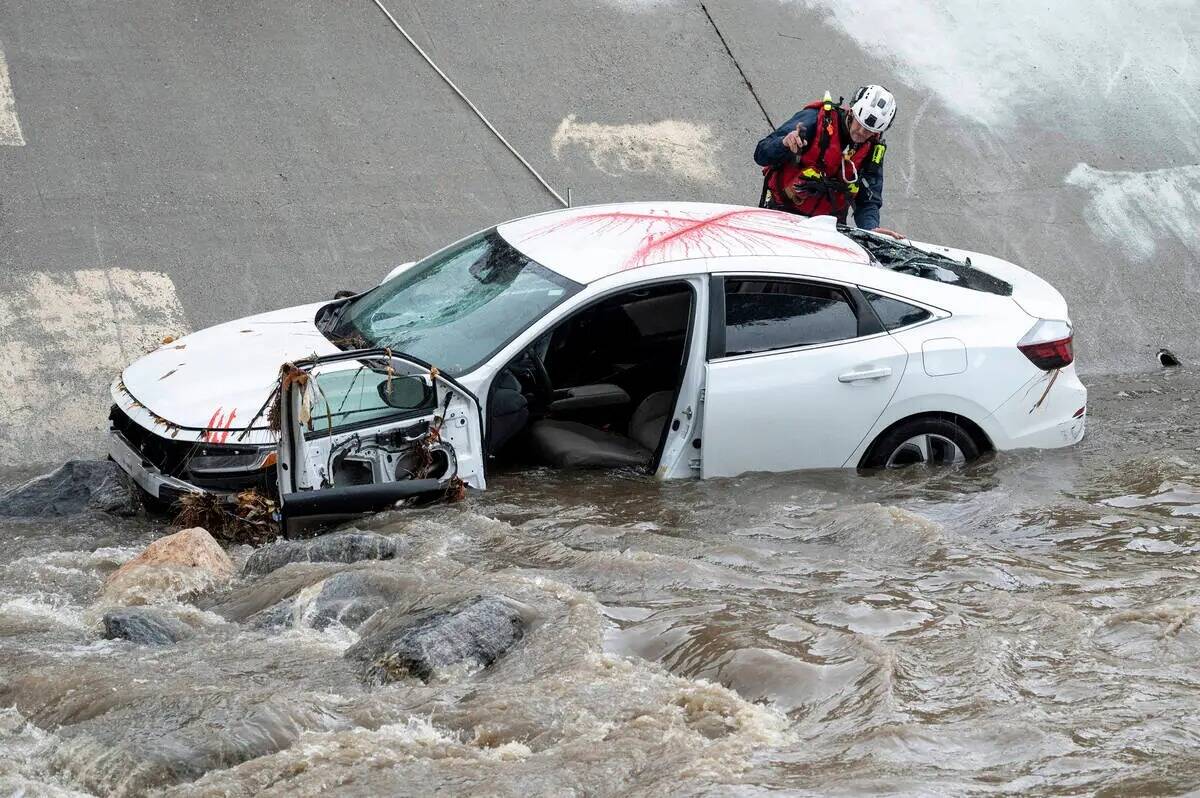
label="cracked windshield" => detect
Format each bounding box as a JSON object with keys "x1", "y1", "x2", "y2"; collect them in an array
[{"x1": 331, "y1": 231, "x2": 580, "y2": 375}]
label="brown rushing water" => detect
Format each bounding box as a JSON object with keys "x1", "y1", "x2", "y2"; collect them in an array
[{"x1": 3, "y1": 368, "x2": 1200, "y2": 796}]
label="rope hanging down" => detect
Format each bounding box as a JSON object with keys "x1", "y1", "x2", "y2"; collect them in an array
[{"x1": 370, "y1": 0, "x2": 568, "y2": 207}]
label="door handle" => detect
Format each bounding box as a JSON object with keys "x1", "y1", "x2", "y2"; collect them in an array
[{"x1": 838, "y1": 366, "x2": 892, "y2": 383}]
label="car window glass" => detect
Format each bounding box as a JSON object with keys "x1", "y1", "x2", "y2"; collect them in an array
[
  {"x1": 307, "y1": 366, "x2": 433, "y2": 434},
  {"x1": 544, "y1": 282, "x2": 693, "y2": 387},
  {"x1": 723, "y1": 279, "x2": 858, "y2": 356},
  {"x1": 863, "y1": 291, "x2": 931, "y2": 330}
]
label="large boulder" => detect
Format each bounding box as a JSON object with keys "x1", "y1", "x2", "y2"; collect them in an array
[
  {"x1": 102, "y1": 607, "x2": 195, "y2": 645},
  {"x1": 346, "y1": 595, "x2": 526, "y2": 683},
  {"x1": 0, "y1": 460, "x2": 139, "y2": 518},
  {"x1": 101, "y1": 527, "x2": 234, "y2": 606},
  {"x1": 243, "y1": 531, "x2": 403, "y2": 576}
]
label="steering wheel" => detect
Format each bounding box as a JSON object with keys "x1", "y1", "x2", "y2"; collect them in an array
[{"x1": 523, "y1": 345, "x2": 555, "y2": 408}]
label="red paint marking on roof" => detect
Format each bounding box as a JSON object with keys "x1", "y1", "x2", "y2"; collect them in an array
[{"x1": 521, "y1": 207, "x2": 865, "y2": 270}]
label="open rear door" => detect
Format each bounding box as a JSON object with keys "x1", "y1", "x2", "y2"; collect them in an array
[{"x1": 275, "y1": 350, "x2": 484, "y2": 534}]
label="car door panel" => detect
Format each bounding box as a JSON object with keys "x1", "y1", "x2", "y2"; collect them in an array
[
  {"x1": 700, "y1": 274, "x2": 908, "y2": 478},
  {"x1": 701, "y1": 336, "x2": 908, "y2": 477},
  {"x1": 276, "y1": 350, "x2": 483, "y2": 533}
]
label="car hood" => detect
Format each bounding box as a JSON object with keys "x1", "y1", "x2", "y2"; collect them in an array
[{"x1": 115, "y1": 301, "x2": 340, "y2": 438}]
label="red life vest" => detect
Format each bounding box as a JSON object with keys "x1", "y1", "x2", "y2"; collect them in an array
[{"x1": 763, "y1": 98, "x2": 881, "y2": 222}]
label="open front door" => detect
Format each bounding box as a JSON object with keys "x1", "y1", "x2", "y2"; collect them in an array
[{"x1": 275, "y1": 350, "x2": 484, "y2": 534}]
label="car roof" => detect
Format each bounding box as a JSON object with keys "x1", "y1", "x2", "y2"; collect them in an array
[{"x1": 497, "y1": 201, "x2": 870, "y2": 284}]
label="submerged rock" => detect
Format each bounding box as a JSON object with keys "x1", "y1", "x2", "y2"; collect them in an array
[
  {"x1": 207, "y1": 563, "x2": 339, "y2": 623},
  {"x1": 0, "y1": 460, "x2": 139, "y2": 518},
  {"x1": 346, "y1": 595, "x2": 526, "y2": 683},
  {"x1": 216, "y1": 567, "x2": 422, "y2": 631},
  {"x1": 101, "y1": 527, "x2": 234, "y2": 606},
  {"x1": 247, "y1": 599, "x2": 296, "y2": 630},
  {"x1": 102, "y1": 607, "x2": 194, "y2": 645},
  {"x1": 243, "y1": 531, "x2": 403, "y2": 576},
  {"x1": 244, "y1": 570, "x2": 414, "y2": 631},
  {"x1": 303, "y1": 570, "x2": 412, "y2": 631}
]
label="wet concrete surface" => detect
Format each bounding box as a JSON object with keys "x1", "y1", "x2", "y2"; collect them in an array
[{"x1": 3, "y1": 368, "x2": 1200, "y2": 795}]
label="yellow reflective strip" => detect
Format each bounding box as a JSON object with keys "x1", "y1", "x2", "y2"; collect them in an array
[
  {"x1": 848, "y1": 184, "x2": 860, "y2": 195},
  {"x1": 871, "y1": 143, "x2": 886, "y2": 164},
  {"x1": 801, "y1": 168, "x2": 821, "y2": 178}
]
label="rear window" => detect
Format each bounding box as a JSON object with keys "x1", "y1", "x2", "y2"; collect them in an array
[
  {"x1": 864, "y1": 291, "x2": 932, "y2": 330},
  {"x1": 724, "y1": 279, "x2": 858, "y2": 356}
]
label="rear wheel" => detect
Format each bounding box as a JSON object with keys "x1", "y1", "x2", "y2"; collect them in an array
[{"x1": 862, "y1": 417, "x2": 980, "y2": 470}]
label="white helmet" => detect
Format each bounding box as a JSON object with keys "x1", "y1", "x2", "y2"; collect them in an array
[{"x1": 850, "y1": 85, "x2": 897, "y2": 133}]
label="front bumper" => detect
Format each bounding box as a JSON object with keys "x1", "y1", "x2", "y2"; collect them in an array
[
  {"x1": 108, "y1": 430, "x2": 203, "y2": 503},
  {"x1": 108, "y1": 404, "x2": 277, "y2": 496}
]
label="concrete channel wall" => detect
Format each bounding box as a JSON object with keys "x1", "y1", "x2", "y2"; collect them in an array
[{"x1": 0, "y1": 1, "x2": 1196, "y2": 464}]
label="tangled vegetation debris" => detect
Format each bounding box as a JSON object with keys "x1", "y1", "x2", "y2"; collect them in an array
[
  {"x1": 253, "y1": 362, "x2": 310, "y2": 434},
  {"x1": 174, "y1": 489, "x2": 279, "y2": 547},
  {"x1": 115, "y1": 378, "x2": 184, "y2": 438}
]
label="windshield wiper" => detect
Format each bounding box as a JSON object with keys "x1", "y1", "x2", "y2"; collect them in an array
[{"x1": 319, "y1": 300, "x2": 373, "y2": 350}]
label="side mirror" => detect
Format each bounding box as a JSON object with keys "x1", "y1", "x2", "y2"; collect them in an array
[
  {"x1": 376, "y1": 375, "x2": 434, "y2": 410},
  {"x1": 381, "y1": 261, "x2": 416, "y2": 285}
]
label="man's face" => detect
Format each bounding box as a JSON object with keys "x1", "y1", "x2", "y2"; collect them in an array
[{"x1": 847, "y1": 116, "x2": 874, "y2": 144}]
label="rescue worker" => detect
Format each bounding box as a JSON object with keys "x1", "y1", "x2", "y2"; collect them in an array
[{"x1": 754, "y1": 85, "x2": 902, "y2": 238}]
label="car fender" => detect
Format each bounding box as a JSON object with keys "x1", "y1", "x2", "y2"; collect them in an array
[{"x1": 844, "y1": 392, "x2": 1010, "y2": 467}]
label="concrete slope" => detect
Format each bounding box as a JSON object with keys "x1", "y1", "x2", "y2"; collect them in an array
[
  {"x1": 0, "y1": 0, "x2": 1195, "y2": 463},
  {"x1": 706, "y1": 0, "x2": 1200, "y2": 376}
]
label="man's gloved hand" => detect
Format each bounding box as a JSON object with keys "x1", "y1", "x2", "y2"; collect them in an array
[
  {"x1": 783, "y1": 123, "x2": 807, "y2": 155},
  {"x1": 870, "y1": 227, "x2": 905, "y2": 240}
]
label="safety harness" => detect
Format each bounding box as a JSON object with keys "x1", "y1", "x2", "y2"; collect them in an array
[{"x1": 758, "y1": 91, "x2": 886, "y2": 221}]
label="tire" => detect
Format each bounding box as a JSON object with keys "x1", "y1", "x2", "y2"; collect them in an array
[{"x1": 861, "y1": 416, "x2": 981, "y2": 470}]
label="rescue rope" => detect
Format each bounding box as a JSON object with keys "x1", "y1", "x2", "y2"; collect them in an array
[
  {"x1": 369, "y1": 0, "x2": 569, "y2": 207},
  {"x1": 698, "y1": 1, "x2": 774, "y2": 130}
]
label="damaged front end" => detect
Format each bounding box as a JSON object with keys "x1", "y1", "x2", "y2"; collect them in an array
[
  {"x1": 110, "y1": 349, "x2": 483, "y2": 536},
  {"x1": 108, "y1": 380, "x2": 280, "y2": 506},
  {"x1": 272, "y1": 350, "x2": 484, "y2": 535}
]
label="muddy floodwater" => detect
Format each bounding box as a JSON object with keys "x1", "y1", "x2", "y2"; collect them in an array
[{"x1": 3, "y1": 369, "x2": 1200, "y2": 796}]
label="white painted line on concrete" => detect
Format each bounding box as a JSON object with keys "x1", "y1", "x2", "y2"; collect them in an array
[
  {"x1": 0, "y1": 46, "x2": 26, "y2": 146},
  {"x1": 0, "y1": 269, "x2": 189, "y2": 464},
  {"x1": 551, "y1": 115, "x2": 721, "y2": 184}
]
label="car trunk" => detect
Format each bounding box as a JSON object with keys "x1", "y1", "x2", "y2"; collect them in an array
[{"x1": 842, "y1": 227, "x2": 1070, "y2": 323}]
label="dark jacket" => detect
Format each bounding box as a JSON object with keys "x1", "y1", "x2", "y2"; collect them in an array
[{"x1": 754, "y1": 108, "x2": 884, "y2": 230}]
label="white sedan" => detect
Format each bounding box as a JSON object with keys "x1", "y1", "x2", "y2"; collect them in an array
[{"x1": 109, "y1": 202, "x2": 1086, "y2": 526}]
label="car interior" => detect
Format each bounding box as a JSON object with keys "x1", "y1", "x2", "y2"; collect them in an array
[{"x1": 487, "y1": 281, "x2": 694, "y2": 472}]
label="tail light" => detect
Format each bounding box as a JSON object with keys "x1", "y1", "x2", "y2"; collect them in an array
[{"x1": 1018, "y1": 319, "x2": 1074, "y2": 370}]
